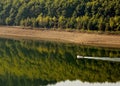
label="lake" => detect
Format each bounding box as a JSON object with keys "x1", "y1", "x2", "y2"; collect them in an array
[{"x1": 0, "y1": 38, "x2": 120, "y2": 86}]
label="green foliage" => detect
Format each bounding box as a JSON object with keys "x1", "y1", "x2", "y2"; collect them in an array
[{"x1": 0, "y1": 0, "x2": 120, "y2": 31}]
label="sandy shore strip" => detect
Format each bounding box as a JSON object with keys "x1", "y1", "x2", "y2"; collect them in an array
[{"x1": 0, "y1": 26, "x2": 120, "y2": 48}]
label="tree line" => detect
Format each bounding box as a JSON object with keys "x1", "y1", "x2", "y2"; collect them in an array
[{"x1": 0, "y1": 0, "x2": 120, "y2": 31}]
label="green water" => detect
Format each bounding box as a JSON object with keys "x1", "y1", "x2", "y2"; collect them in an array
[{"x1": 0, "y1": 38, "x2": 120, "y2": 86}]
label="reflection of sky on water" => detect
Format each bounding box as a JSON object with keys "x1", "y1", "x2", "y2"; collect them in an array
[{"x1": 48, "y1": 80, "x2": 120, "y2": 86}]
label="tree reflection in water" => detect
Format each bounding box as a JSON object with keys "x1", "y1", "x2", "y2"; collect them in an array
[{"x1": 0, "y1": 38, "x2": 120, "y2": 85}]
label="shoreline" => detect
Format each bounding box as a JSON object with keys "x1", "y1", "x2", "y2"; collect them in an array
[{"x1": 0, "y1": 26, "x2": 120, "y2": 48}]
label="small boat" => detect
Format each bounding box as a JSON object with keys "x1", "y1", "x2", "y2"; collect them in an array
[{"x1": 77, "y1": 55, "x2": 84, "y2": 59}]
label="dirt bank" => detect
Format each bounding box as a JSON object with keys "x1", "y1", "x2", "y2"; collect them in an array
[{"x1": 0, "y1": 26, "x2": 120, "y2": 48}]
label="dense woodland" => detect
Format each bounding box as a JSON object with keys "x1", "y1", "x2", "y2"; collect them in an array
[
  {"x1": 0, "y1": 38, "x2": 120, "y2": 85},
  {"x1": 0, "y1": 0, "x2": 120, "y2": 31}
]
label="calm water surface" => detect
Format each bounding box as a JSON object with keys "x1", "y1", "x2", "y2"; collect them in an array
[{"x1": 0, "y1": 38, "x2": 120, "y2": 86}]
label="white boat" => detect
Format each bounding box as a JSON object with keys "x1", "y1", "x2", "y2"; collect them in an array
[{"x1": 77, "y1": 55, "x2": 84, "y2": 59}]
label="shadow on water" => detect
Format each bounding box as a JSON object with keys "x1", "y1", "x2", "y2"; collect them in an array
[{"x1": 0, "y1": 38, "x2": 120, "y2": 86}]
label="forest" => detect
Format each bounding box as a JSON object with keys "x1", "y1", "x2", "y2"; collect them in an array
[{"x1": 0, "y1": 0, "x2": 120, "y2": 31}]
